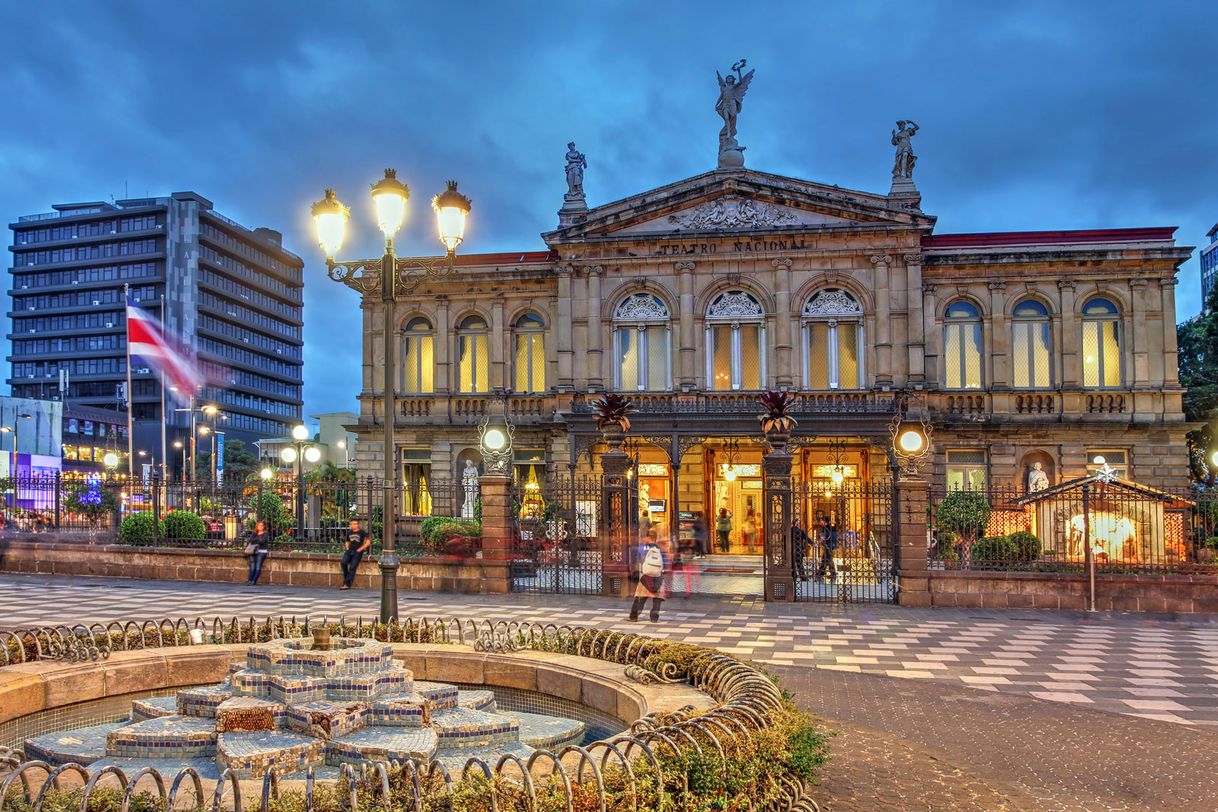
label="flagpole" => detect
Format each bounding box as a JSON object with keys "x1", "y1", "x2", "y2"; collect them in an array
[
  {"x1": 159, "y1": 295, "x2": 168, "y2": 482},
  {"x1": 124, "y1": 283, "x2": 135, "y2": 479}
]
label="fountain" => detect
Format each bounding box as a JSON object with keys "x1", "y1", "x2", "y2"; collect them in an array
[{"x1": 23, "y1": 636, "x2": 586, "y2": 778}]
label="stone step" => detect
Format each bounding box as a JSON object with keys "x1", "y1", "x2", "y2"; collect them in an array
[
  {"x1": 89, "y1": 756, "x2": 220, "y2": 781},
  {"x1": 177, "y1": 684, "x2": 232, "y2": 718},
  {"x1": 325, "y1": 669, "x2": 410, "y2": 701},
  {"x1": 503, "y1": 711, "x2": 585, "y2": 751},
  {"x1": 430, "y1": 708, "x2": 520, "y2": 750},
  {"x1": 106, "y1": 716, "x2": 217, "y2": 760},
  {"x1": 434, "y1": 742, "x2": 534, "y2": 775},
  {"x1": 456, "y1": 689, "x2": 496, "y2": 712},
  {"x1": 217, "y1": 731, "x2": 326, "y2": 779},
  {"x1": 369, "y1": 693, "x2": 429, "y2": 727},
  {"x1": 284, "y1": 701, "x2": 370, "y2": 739},
  {"x1": 325, "y1": 727, "x2": 438, "y2": 765},
  {"x1": 131, "y1": 696, "x2": 178, "y2": 721},
  {"x1": 25, "y1": 722, "x2": 124, "y2": 766},
  {"x1": 215, "y1": 696, "x2": 287, "y2": 733},
  {"x1": 412, "y1": 681, "x2": 459, "y2": 711}
]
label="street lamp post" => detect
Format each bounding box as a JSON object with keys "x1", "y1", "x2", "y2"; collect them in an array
[
  {"x1": 311, "y1": 171, "x2": 471, "y2": 623},
  {"x1": 1, "y1": 412, "x2": 33, "y2": 457},
  {"x1": 281, "y1": 424, "x2": 321, "y2": 543}
]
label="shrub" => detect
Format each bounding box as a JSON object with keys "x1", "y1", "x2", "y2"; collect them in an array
[
  {"x1": 934, "y1": 530, "x2": 958, "y2": 560},
  {"x1": 935, "y1": 491, "x2": 992, "y2": 568},
  {"x1": 972, "y1": 534, "x2": 1011, "y2": 563},
  {"x1": 274, "y1": 533, "x2": 295, "y2": 547},
  {"x1": 1008, "y1": 530, "x2": 1042, "y2": 562},
  {"x1": 162, "y1": 510, "x2": 206, "y2": 541},
  {"x1": 246, "y1": 492, "x2": 289, "y2": 533},
  {"x1": 118, "y1": 511, "x2": 161, "y2": 545},
  {"x1": 419, "y1": 516, "x2": 452, "y2": 544},
  {"x1": 420, "y1": 517, "x2": 481, "y2": 554}
]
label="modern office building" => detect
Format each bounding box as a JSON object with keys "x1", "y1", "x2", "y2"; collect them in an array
[
  {"x1": 7, "y1": 193, "x2": 304, "y2": 473},
  {"x1": 1202, "y1": 222, "x2": 1218, "y2": 308}
]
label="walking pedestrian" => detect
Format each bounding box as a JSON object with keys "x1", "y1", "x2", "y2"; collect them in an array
[
  {"x1": 628, "y1": 533, "x2": 669, "y2": 622},
  {"x1": 792, "y1": 517, "x2": 812, "y2": 580},
  {"x1": 742, "y1": 507, "x2": 758, "y2": 555},
  {"x1": 692, "y1": 511, "x2": 709, "y2": 557},
  {"x1": 244, "y1": 520, "x2": 271, "y2": 586},
  {"x1": 339, "y1": 519, "x2": 371, "y2": 590},
  {"x1": 715, "y1": 508, "x2": 732, "y2": 553},
  {"x1": 677, "y1": 529, "x2": 700, "y2": 597},
  {"x1": 814, "y1": 516, "x2": 838, "y2": 582}
]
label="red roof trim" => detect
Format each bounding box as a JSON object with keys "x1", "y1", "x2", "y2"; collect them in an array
[
  {"x1": 452, "y1": 250, "x2": 557, "y2": 266},
  {"x1": 922, "y1": 227, "x2": 1176, "y2": 249}
]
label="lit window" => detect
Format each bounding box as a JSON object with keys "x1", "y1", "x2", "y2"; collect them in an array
[
  {"x1": 706, "y1": 290, "x2": 765, "y2": 391},
  {"x1": 802, "y1": 288, "x2": 863, "y2": 389},
  {"x1": 513, "y1": 313, "x2": 546, "y2": 393},
  {"x1": 402, "y1": 317, "x2": 434, "y2": 394},
  {"x1": 1087, "y1": 450, "x2": 1128, "y2": 479},
  {"x1": 944, "y1": 300, "x2": 983, "y2": 389},
  {"x1": 946, "y1": 449, "x2": 987, "y2": 491},
  {"x1": 612, "y1": 294, "x2": 670, "y2": 391},
  {"x1": 1011, "y1": 299, "x2": 1053, "y2": 388},
  {"x1": 456, "y1": 315, "x2": 489, "y2": 393},
  {"x1": 1082, "y1": 297, "x2": 1122, "y2": 388}
]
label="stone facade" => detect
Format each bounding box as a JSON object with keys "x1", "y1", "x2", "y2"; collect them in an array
[{"x1": 348, "y1": 167, "x2": 1193, "y2": 504}]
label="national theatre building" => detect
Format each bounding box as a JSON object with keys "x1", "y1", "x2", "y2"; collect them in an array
[{"x1": 347, "y1": 83, "x2": 1192, "y2": 553}]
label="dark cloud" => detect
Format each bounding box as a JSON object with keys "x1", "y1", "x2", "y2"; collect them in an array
[{"x1": 2, "y1": 1, "x2": 1213, "y2": 415}]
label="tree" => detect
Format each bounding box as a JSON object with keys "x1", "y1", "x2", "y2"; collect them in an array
[
  {"x1": 196, "y1": 438, "x2": 260, "y2": 483},
  {"x1": 934, "y1": 491, "x2": 991, "y2": 570},
  {"x1": 1177, "y1": 286, "x2": 1218, "y2": 485}
]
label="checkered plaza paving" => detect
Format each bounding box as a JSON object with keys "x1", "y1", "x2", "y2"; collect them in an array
[{"x1": 4, "y1": 572, "x2": 1218, "y2": 729}]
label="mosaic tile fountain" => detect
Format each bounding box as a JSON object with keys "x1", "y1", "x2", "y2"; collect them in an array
[{"x1": 24, "y1": 637, "x2": 586, "y2": 779}]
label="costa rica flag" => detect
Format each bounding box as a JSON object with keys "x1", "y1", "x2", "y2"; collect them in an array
[{"x1": 126, "y1": 298, "x2": 206, "y2": 398}]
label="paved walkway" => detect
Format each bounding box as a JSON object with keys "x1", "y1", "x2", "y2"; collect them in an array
[{"x1": 3, "y1": 574, "x2": 1218, "y2": 810}]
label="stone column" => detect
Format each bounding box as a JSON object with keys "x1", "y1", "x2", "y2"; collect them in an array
[
  {"x1": 1057, "y1": 281, "x2": 1078, "y2": 387},
  {"x1": 477, "y1": 473, "x2": 512, "y2": 593},
  {"x1": 904, "y1": 254, "x2": 926, "y2": 383},
  {"x1": 585, "y1": 265, "x2": 605, "y2": 390},
  {"x1": 1130, "y1": 278, "x2": 1150, "y2": 388},
  {"x1": 988, "y1": 282, "x2": 1008, "y2": 388},
  {"x1": 922, "y1": 284, "x2": 939, "y2": 386},
  {"x1": 676, "y1": 261, "x2": 697, "y2": 389},
  {"x1": 555, "y1": 265, "x2": 574, "y2": 391},
  {"x1": 1161, "y1": 277, "x2": 1180, "y2": 386},
  {"x1": 490, "y1": 295, "x2": 506, "y2": 392},
  {"x1": 772, "y1": 258, "x2": 794, "y2": 388},
  {"x1": 572, "y1": 268, "x2": 589, "y2": 390},
  {"x1": 871, "y1": 255, "x2": 893, "y2": 386},
  {"x1": 762, "y1": 432, "x2": 794, "y2": 602},
  {"x1": 895, "y1": 476, "x2": 931, "y2": 607},
  {"x1": 600, "y1": 429, "x2": 632, "y2": 597}
]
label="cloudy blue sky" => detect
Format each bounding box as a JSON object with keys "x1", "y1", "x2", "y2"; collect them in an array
[{"x1": 2, "y1": 1, "x2": 1214, "y2": 415}]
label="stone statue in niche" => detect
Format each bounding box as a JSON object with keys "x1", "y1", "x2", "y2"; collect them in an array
[
  {"x1": 1027, "y1": 461, "x2": 1049, "y2": 493},
  {"x1": 461, "y1": 459, "x2": 480, "y2": 519}
]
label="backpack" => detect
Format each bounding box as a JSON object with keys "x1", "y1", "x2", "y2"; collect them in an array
[{"x1": 640, "y1": 545, "x2": 664, "y2": 577}]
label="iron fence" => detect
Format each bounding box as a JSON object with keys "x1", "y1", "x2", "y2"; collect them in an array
[
  {"x1": 792, "y1": 480, "x2": 896, "y2": 604},
  {"x1": 929, "y1": 483, "x2": 1218, "y2": 574},
  {"x1": 509, "y1": 476, "x2": 606, "y2": 594}
]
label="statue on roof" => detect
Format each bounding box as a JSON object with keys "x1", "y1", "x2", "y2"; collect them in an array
[
  {"x1": 564, "y1": 142, "x2": 586, "y2": 197},
  {"x1": 715, "y1": 59, "x2": 754, "y2": 169},
  {"x1": 891, "y1": 120, "x2": 919, "y2": 180}
]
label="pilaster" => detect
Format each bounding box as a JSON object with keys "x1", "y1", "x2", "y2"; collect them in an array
[
  {"x1": 490, "y1": 295, "x2": 506, "y2": 392},
  {"x1": 676, "y1": 261, "x2": 697, "y2": 390},
  {"x1": 904, "y1": 254, "x2": 925, "y2": 383},
  {"x1": 585, "y1": 265, "x2": 605, "y2": 390},
  {"x1": 1130, "y1": 278, "x2": 1151, "y2": 389},
  {"x1": 772, "y1": 258, "x2": 794, "y2": 389},
  {"x1": 1160, "y1": 277, "x2": 1180, "y2": 386},
  {"x1": 922, "y1": 283, "x2": 939, "y2": 386},
  {"x1": 434, "y1": 296, "x2": 450, "y2": 394},
  {"x1": 871, "y1": 255, "x2": 893, "y2": 386},
  {"x1": 1057, "y1": 281, "x2": 1078, "y2": 388},
  {"x1": 555, "y1": 265, "x2": 574, "y2": 391},
  {"x1": 988, "y1": 281, "x2": 1008, "y2": 389}
]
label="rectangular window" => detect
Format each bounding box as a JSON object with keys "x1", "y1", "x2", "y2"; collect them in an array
[
  {"x1": 401, "y1": 461, "x2": 433, "y2": 516},
  {"x1": 1083, "y1": 321, "x2": 1121, "y2": 388},
  {"x1": 946, "y1": 449, "x2": 987, "y2": 492},
  {"x1": 1086, "y1": 450, "x2": 1128, "y2": 479},
  {"x1": 740, "y1": 324, "x2": 761, "y2": 389},
  {"x1": 645, "y1": 325, "x2": 667, "y2": 390},
  {"x1": 711, "y1": 325, "x2": 733, "y2": 391},
  {"x1": 404, "y1": 334, "x2": 434, "y2": 394},
  {"x1": 458, "y1": 333, "x2": 488, "y2": 393},
  {"x1": 514, "y1": 332, "x2": 545, "y2": 393},
  {"x1": 838, "y1": 322, "x2": 859, "y2": 388},
  {"x1": 618, "y1": 329, "x2": 639, "y2": 390},
  {"x1": 808, "y1": 323, "x2": 829, "y2": 389},
  {"x1": 945, "y1": 322, "x2": 983, "y2": 389}
]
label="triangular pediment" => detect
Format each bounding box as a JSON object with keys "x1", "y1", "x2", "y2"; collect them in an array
[{"x1": 543, "y1": 168, "x2": 934, "y2": 245}]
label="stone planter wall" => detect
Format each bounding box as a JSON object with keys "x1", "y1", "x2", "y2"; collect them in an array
[{"x1": 915, "y1": 569, "x2": 1218, "y2": 613}]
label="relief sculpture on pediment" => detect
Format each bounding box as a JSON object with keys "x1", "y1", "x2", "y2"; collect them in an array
[{"x1": 667, "y1": 195, "x2": 799, "y2": 231}]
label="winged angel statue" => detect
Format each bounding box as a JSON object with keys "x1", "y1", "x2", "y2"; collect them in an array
[{"x1": 715, "y1": 59, "x2": 755, "y2": 146}]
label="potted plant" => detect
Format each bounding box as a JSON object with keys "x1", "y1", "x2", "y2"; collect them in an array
[
  {"x1": 758, "y1": 391, "x2": 799, "y2": 437},
  {"x1": 593, "y1": 393, "x2": 634, "y2": 437}
]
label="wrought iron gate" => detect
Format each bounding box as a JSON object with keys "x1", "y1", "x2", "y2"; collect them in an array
[
  {"x1": 793, "y1": 479, "x2": 896, "y2": 603},
  {"x1": 509, "y1": 476, "x2": 610, "y2": 594}
]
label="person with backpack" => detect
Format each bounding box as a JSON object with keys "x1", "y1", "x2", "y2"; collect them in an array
[{"x1": 628, "y1": 533, "x2": 669, "y2": 622}]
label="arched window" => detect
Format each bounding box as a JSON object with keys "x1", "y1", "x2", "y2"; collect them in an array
[
  {"x1": 1082, "y1": 297, "x2": 1121, "y2": 388},
  {"x1": 802, "y1": 288, "x2": 863, "y2": 389},
  {"x1": 613, "y1": 293, "x2": 670, "y2": 391},
  {"x1": 513, "y1": 313, "x2": 546, "y2": 393},
  {"x1": 456, "y1": 315, "x2": 489, "y2": 393},
  {"x1": 1011, "y1": 299, "x2": 1052, "y2": 388},
  {"x1": 706, "y1": 290, "x2": 765, "y2": 391},
  {"x1": 944, "y1": 300, "x2": 983, "y2": 389},
  {"x1": 402, "y1": 317, "x2": 433, "y2": 394}
]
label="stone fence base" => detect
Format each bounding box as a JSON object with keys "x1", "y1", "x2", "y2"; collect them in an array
[
  {"x1": 0, "y1": 538, "x2": 499, "y2": 593},
  {"x1": 912, "y1": 570, "x2": 1218, "y2": 613}
]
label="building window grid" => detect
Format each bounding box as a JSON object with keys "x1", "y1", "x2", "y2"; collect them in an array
[
  {"x1": 197, "y1": 337, "x2": 300, "y2": 381},
  {"x1": 200, "y1": 222, "x2": 301, "y2": 284},
  {"x1": 197, "y1": 315, "x2": 302, "y2": 361},
  {"x1": 198, "y1": 290, "x2": 302, "y2": 341},
  {"x1": 199, "y1": 269, "x2": 301, "y2": 322}
]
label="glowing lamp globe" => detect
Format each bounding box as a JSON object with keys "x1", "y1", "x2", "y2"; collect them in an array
[
  {"x1": 259, "y1": 467, "x2": 273, "y2": 481},
  {"x1": 103, "y1": 452, "x2": 119, "y2": 469},
  {"x1": 831, "y1": 468, "x2": 845, "y2": 485},
  {"x1": 304, "y1": 446, "x2": 322, "y2": 464},
  {"x1": 432, "y1": 180, "x2": 472, "y2": 254},
  {"x1": 898, "y1": 429, "x2": 925, "y2": 454},
  {"x1": 280, "y1": 447, "x2": 298, "y2": 464},
  {"x1": 1093, "y1": 455, "x2": 1106, "y2": 466},
  {"x1": 482, "y1": 427, "x2": 507, "y2": 451},
  {"x1": 371, "y1": 169, "x2": 409, "y2": 239},
  {"x1": 291, "y1": 424, "x2": 310, "y2": 442},
  {"x1": 311, "y1": 189, "x2": 349, "y2": 259},
  {"x1": 724, "y1": 465, "x2": 737, "y2": 482},
  {"x1": 1211, "y1": 450, "x2": 1218, "y2": 468}
]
